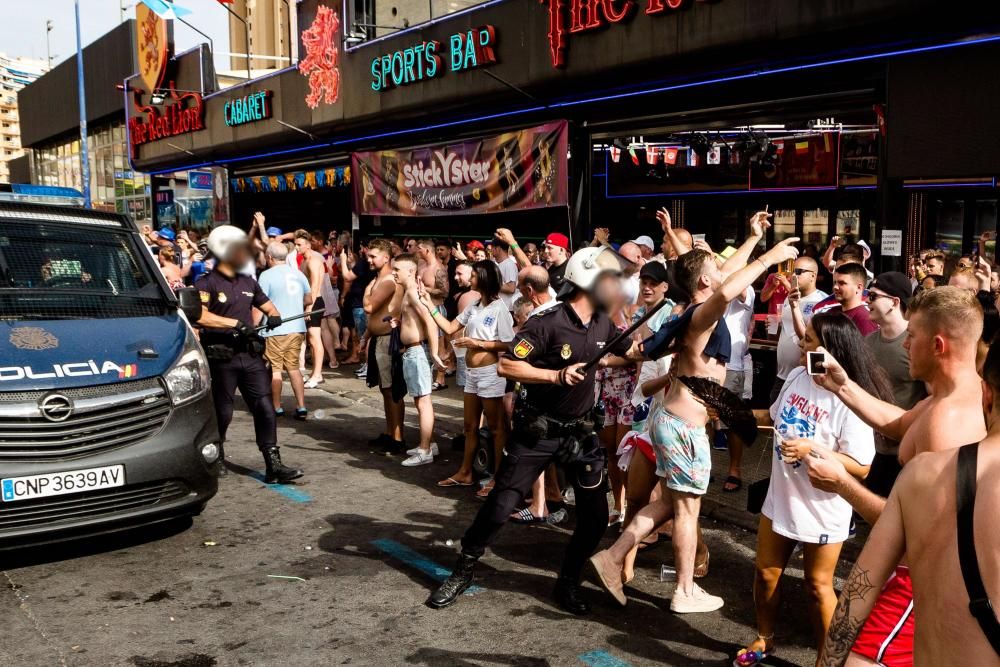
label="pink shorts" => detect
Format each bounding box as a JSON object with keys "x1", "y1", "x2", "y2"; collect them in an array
[{"x1": 851, "y1": 566, "x2": 914, "y2": 667}]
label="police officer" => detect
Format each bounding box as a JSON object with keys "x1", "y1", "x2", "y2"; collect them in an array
[
  {"x1": 195, "y1": 225, "x2": 303, "y2": 484},
  {"x1": 428, "y1": 246, "x2": 630, "y2": 614}
]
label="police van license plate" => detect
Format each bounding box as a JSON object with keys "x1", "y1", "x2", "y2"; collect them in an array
[{"x1": 1, "y1": 465, "x2": 125, "y2": 503}]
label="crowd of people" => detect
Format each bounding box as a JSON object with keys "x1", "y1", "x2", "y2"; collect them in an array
[{"x1": 147, "y1": 210, "x2": 1000, "y2": 667}]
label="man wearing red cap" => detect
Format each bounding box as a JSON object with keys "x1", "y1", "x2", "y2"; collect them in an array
[{"x1": 543, "y1": 232, "x2": 570, "y2": 293}]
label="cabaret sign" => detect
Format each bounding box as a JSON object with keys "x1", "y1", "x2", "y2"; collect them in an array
[
  {"x1": 371, "y1": 25, "x2": 497, "y2": 92},
  {"x1": 540, "y1": 0, "x2": 716, "y2": 68},
  {"x1": 224, "y1": 90, "x2": 273, "y2": 127}
]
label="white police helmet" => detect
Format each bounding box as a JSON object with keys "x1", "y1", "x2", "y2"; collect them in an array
[
  {"x1": 206, "y1": 225, "x2": 250, "y2": 264},
  {"x1": 561, "y1": 245, "x2": 628, "y2": 295}
]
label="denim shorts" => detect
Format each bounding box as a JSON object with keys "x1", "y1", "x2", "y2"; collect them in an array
[
  {"x1": 456, "y1": 355, "x2": 467, "y2": 388},
  {"x1": 402, "y1": 345, "x2": 432, "y2": 398}
]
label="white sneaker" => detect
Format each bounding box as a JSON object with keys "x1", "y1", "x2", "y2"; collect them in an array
[
  {"x1": 355, "y1": 363, "x2": 368, "y2": 376},
  {"x1": 305, "y1": 378, "x2": 325, "y2": 389},
  {"x1": 401, "y1": 449, "x2": 435, "y2": 467},
  {"x1": 406, "y1": 443, "x2": 439, "y2": 457},
  {"x1": 670, "y1": 583, "x2": 724, "y2": 614}
]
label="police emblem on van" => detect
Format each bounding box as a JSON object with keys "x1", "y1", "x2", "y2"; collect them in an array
[{"x1": 9, "y1": 327, "x2": 59, "y2": 350}]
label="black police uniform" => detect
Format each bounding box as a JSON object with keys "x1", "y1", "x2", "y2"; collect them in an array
[
  {"x1": 430, "y1": 301, "x2": 629, "y2": 614},
  {"x1": 195, "y1": 269, "x2": 278, "y2": 457}
]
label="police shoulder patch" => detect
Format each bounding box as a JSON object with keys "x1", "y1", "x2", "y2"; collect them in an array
[
  {"x1": 199, "y1": 290, "x2": 211, "y2": 303},
  {"x1": 513, "y1": 339, "x2": 534, "y2": 359}
]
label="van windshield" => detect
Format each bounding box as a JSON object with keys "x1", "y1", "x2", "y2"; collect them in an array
[{"x1": 0, "y1": 221, "x2": 168, "y2": 321}]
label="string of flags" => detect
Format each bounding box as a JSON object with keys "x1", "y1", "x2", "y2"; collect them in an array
[{"x1": 231, "y1": 166, "x2": 351, "y2": 194}]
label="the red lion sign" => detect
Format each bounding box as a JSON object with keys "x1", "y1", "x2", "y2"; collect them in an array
[{"x1": 298, "y1": 5, "x2": 341, "y2": 109}]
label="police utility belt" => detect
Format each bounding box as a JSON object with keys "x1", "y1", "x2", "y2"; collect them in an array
[
  {"x1": 201, "y1": 329, "x2": 265, "y2": 360},
  {"x1": 513, "y1": 405, "x2": 603, "y2": 468}
]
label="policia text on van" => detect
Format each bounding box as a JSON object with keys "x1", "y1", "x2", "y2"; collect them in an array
[{"x1": 0, "y1": 202, "x2": 220, "y2": 548}]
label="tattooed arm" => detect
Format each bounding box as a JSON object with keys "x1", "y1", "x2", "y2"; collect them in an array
[{"x1": 818, "y1": 483, "x2": 907, "y2": 666}]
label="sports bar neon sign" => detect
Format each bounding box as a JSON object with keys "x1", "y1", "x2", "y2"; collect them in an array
[
  {"x1": 370, "y1": 25, "x2": 497, "y2": 92},
  {"x1": 225, "y1": 90, "x2": 273, "y2": 127},
  {"x1": 541, "y1": 0, "x2": 715, "y2": 68}
]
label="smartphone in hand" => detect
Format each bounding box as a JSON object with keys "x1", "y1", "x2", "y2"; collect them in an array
[{"x1": 806, "y1": 351, "x2": 826, "y2": 376}]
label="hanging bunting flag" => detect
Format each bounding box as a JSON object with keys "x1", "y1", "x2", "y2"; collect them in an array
[
  {"x1": 687, "y1": 149, "x2": 699, "y2": 167},
  {"x1": 795, "y1": 141, "x2": 810, "y2": 155},
  {"x1": 628, "y1": 147, "x2": 640, "y2": 166},
  {"x1": 707, "y1": 145, "x2": 721, "y2": 165},
  {"x1": 646, "y1": 146, "x2": 659, "y2": 165},
  {"x1": 609, "y1": 146, "x2": 621, "y2": 163},
  {"x1": 664, "y1": 148, "x2": 679, "y2": 165}
]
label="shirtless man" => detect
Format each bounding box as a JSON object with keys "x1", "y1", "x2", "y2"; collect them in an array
[
  {"x1": 804, "y1": 286, "x2": 986, "y2": 666},
  {"x1": 363, "y1": 239, "x2": 406, "y2": 453},
  {"x1": 817, "y1": 340, "x2": 1000, "y2": 667},
  {"x1": 293, "y1": 229, "x2": 326, "y2": 387},
  {"x1": 416, "y1": 239, "x2": 451, "y2": 390},
  {"x1": 591, "y1": 211, "x2": 797, "y2": 613},
  {"x1": 388, "y1": 254, "x2": 444, "y2": 467}
]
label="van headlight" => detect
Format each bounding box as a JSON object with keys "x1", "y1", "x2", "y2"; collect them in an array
[{"x1": 164, "y1": 329, "x2": 210, "y2": 406}]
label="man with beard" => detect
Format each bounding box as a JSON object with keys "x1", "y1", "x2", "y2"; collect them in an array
[{"x1": 428, "y1": 246, "x2": 631, "y2": 615}]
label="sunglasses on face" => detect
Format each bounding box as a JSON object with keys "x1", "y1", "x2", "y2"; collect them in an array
[
  {"x1": 867, "y1": 292, "x2": 894, "y2": 302},
  {"x1": 793, "y1": 268, "x2": 815, "y2": 276}
]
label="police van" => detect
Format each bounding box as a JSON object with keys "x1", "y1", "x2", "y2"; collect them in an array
[{"x1": 0, "y1": 186, "x2": 219, "y2": 547}]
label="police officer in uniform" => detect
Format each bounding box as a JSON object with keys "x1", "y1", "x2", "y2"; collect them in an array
[
  {"x1": 428, "y1": 246, "x2": 630, "y2": 614},
  {"x1": 195, "y1": 225, "x2": 303, "y2": 484}
]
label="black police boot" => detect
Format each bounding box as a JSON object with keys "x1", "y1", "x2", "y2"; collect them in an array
[
  {"x1": 553, "y1": 576, "x2": 590, "y2": 615},
  {"x1": 427, "y1": 554, "x2": 477, "y2": 609},
  {"x1": 263, "y1": 447, "x2": 303, "y2": 484}
]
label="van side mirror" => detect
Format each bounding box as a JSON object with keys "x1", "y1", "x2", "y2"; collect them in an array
[{"x1": 176, "y1": 287, "x2": 203, "y2": 323}]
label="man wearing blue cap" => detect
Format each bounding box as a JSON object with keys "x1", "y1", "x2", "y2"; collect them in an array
[{"x1": 155, "y1": 227, "x2": 182, "y2": 266}]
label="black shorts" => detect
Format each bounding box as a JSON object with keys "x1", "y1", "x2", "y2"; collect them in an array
[
  {"x1": 308, "y1": 297, "x2": 325, "y2": 328},
  {"x1": 341, "y1": 306, "x2": 356, "y2": 330}
]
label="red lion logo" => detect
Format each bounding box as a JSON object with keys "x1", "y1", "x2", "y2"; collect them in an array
[{"x1": 298, "y1": 5, "x2": 341, "y2": 109}]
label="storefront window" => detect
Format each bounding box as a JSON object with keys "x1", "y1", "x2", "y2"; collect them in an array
[
  {"x1": 934, "y1": 199, "x2": 964, "y2": 257},
  {"x1": 773, "y1": 209, "x2": 796, "y2": 242},
  {"x1": 803, "y1": 208, "x2": 829, "y2": 248},
  {"x1": 976, "y1": 199, "x2": 998, "y2": 258},
  {"x1": 836, "y1": 209, "x2": 860, "y2": 239}
]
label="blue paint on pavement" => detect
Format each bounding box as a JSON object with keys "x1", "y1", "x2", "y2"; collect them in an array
[
  {"x1": 372, "y1": 538, "x2": 484, "y2": 595},
  {"x1": 578, "y1": 650, "x2": 633, "y2": 667},
  {"x1": 249, "y1": 471, "x2": 313, "y2": 503}
]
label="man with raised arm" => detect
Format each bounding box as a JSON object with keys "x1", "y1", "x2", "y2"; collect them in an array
[
  {"x1": 804, "y1": 286, "x2": 986, "y2": 667},
  {"x1": 591, "y1": 211, "x2": 799, "y2": 614},
  {"x1": 817, "y1": 340, "x2": 1000, "y2": 667}
]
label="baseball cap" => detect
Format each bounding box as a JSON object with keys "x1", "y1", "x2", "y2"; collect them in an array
[
  {"x1": 632, "y1": 235, "x2": 655, "y2": 252},
  {"x1": 157, "y1": 227, "x2": 176, "y2": 241},
  {"x1": 466, "y1": 240, "x2": 485, "y2": 251},
  {"x1": 869, "y1": 271, "x2": 913, "y2": 307},
  {"x1": 543, "y1": 232, "x2": 570, "y2": 251},
  {"x1": 639, "y1": 260, "x2": 670, "y2": 284},
  {"x1": 266, "y1": 226, "x2": 283, "y2": 237}
]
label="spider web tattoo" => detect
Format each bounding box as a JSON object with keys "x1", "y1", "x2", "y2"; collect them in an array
[{"x1": 818, "y1": 566, "x2": 876, "y2": 667}]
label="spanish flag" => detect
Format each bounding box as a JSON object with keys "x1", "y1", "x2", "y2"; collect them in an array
[{"x1": 118, "y1": 364, "x2": 138, "y2": 379}]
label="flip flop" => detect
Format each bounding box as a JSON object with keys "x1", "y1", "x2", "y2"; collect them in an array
[
  {"x1": 437, "y1": 477, "x2": 473, "y2": 488},
  {"x1": 723, "y1": 475, "x2": 743, "y2": 493},
  {"x1": 510, "y1": 508, "x2": 547, "y2": 524},
  {"x1": 694, "y1": 552, "x2": 710, "y2": 578},
  {"x1": 476, "y1": 482, "x2": 495, "y2": 499}
]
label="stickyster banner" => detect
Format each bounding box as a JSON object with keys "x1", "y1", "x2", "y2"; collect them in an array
[{"x1": 351, "y1": 121, "x2": 568, "y2": 216}]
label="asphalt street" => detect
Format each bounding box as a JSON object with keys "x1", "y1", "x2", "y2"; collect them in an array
[{"x1": 0, "y1": 370, "x2": 854, "y2": 667}]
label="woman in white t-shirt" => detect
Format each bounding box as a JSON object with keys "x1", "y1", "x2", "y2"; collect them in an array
[
  {"x1": 422, "y1": 261, "x2": 514, "y2": 495},
  {"x1": 735, "y1": 312, "x2": 894, "y2": 666}
]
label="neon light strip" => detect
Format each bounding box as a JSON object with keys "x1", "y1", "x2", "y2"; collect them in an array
[
  {"x1": 902, "y1": 179, "x2": 996, "y2": 189},
  {"x1": 139, "y1": 33, "x2": 1000, "y2": 175}
]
